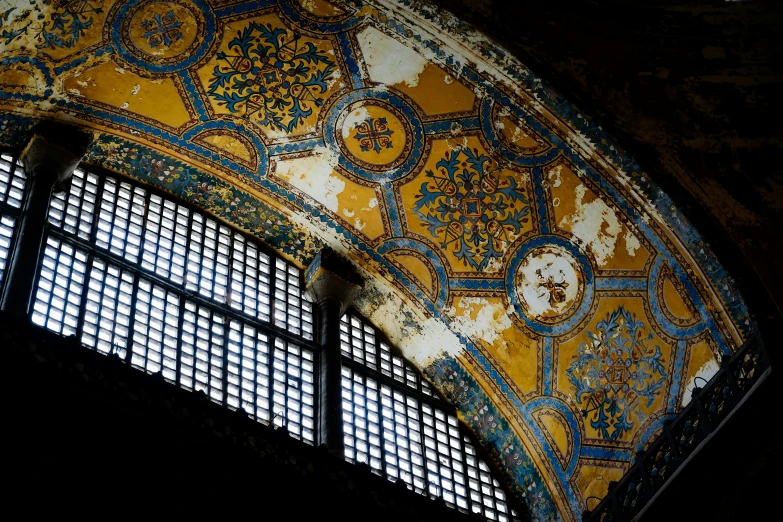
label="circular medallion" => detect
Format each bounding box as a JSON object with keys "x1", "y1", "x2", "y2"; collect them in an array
[
  {"x1": 506, "y1": 235, "x2": 595, "y2": 336},
  {"x1": 323, "y1": 88, "x2": 425, "y2": 182},
  {"x1": 128, "y1": 2, "x2": 199, "y2": 60},
  {"x1": 515, "y1": 245, "x2": 583, "y2": 324},
  {"x1": 336, "y1": 101, "x2": 411, "y2": 171},
  {"x1": 110, "y1": 0, "x2": 216, "y2": 75}
]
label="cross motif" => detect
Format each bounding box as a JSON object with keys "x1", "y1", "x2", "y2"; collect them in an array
[
  {"x1": 141, "y1": 10, "x2": 182, "y2": 49},
  {"x1": 352, "y1": 117, "x2": 394, "y2": 154}
]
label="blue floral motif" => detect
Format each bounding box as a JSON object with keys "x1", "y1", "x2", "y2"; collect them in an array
[
  {"x1": 567, "y1": 306, "x2": 667, "y2": 441},
  {"x1": 413, "y1": 147, "x2": 530, "y2": 271},
  {"x1": 207, "y1": 21, "x2": 336, "y2": 133},
  {"x1": 141, "y1": 10, "x2": 183, "y2": 48},
  {"x1": 352, "y1": 116, "x2": 394, "y2": 153},
  {"x1": 29, "y1": 0, "x2": 105, "y2": 49}
]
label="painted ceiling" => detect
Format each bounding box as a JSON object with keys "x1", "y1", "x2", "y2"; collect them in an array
[{"x1": 0, "y1": 0, "x2": 753, "y2": 520}]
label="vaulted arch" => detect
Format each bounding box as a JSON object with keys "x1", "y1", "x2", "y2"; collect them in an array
[{"x1": 0, "y1": 1, "x2": 757, "y2": 520}]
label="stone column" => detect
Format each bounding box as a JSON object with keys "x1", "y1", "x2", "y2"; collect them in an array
[
  {"x1": 304, "y1": 247, "x2": 363, "y2": 458},
  {"x1": 1, "y1": 122, "x2": 92, "y2": 315}
]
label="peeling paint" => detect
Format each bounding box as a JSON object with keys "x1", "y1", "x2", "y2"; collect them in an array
[
  {"x1": 560, "y1": 184, "x2": 622, "y2": 266},
  {"x1": 274, "y1": 147, "x2": 345, "y2": 212},
  {"x1": 681, "y1": 359, "x2": 720, "y2": 407},
  {"x1": 356, "y1": 26, "x2": 427, "y2": 88}
]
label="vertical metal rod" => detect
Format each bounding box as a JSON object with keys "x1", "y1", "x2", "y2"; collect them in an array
[
  {"x1": 1, "y1": 167, "x2": 57, "y2": 315},
  {"x1": 316, "y1": 295, "x2": 345, "y2": 457}
]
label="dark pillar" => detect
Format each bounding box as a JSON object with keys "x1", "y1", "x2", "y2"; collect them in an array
[
  {"x1": 1, "y1": 123, "x2": 92, "y2": 316},
  {"x1": 304, "y1": 247, "x2": 363, "y2": 458}
]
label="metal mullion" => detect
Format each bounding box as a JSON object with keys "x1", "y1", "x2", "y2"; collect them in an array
[
  {"x1": 74, "y1": 251, "x2": 95, "y2": 350},
  {"x1": 0, "y1": 216, "x2": 20, "y2": 299},
  {"x1": 217, "y1": 306, "x2": 229, "y2": 408},
  {"x1": 137, "y1": 188, "x2": 153, "y2": 274},
  {"x1": 124, "y1": 272, "x2": 141, "y2": 364},
  {"x1": 175, "y1": 292, "x2": 187, "y2": 391},
  {"x1": 369, "y1": 351, "x2": 391, "y2": 483},
  {"x1": 415, "y1": 382, "x2": 435, "y2": 499}
]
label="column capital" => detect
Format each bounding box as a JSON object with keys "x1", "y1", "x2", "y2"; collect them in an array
[
  {"x1": 21, "y1": 121, "x2": 93, "y2": 189},
  {"x1": 304, "y1": 247, "x2": 363, "y2": 316}
]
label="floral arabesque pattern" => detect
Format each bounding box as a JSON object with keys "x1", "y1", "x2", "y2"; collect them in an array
[
  {"x1": 413, "y1": 147, "x2": 530, "y2": 271},
  {"x1": 207, "y1": 21, "x2": 336, "y2": 133},
  {"x1": 0, "y1": 0, "x2": 104, "y2": 48},
  {"x1": 567, "y1": 306, "x2": 667, "y2": 441}
]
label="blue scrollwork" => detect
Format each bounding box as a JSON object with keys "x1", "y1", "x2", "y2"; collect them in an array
[
  {"x1": 414, "y1": 146, "x2": 530, "y2": 271},
  {"x1": 567, "y1": 306, "x2": 667, "y2": 441},
  {"x1": 207, "y1": 21, "x2": 336, "y2": 133}
]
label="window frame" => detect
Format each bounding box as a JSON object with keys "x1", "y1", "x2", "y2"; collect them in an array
[{"x1": 7, "y1": 157, "x2": 522, "y2": 520}]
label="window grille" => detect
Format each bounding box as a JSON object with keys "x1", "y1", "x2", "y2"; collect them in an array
[
  {"x1": 33, "y1": 168, "x2": 316, "y2": 443},
  {"x1": 340, "y1": 314, "x2": 518, "y2": 522},
  {"x1": 21, "y1": 163, "x2": 519, "y2": 517},
  {"x1": 0, "y1": 153, "x2": 26, "y2": 295}
]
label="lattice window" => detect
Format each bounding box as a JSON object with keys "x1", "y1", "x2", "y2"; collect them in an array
[
  {"x1": 271, "y1": 337, "x2": 316, "y2": 443},
  {"x1": 82, "y1": 258, "x2": 134, "y2": 358},
  {"x1": 342, "y1": 366, "x2": 384, "y2": 474},
  {"x1": 31, "y1": 237, "x2": 88, "y2": 336},
  {"x1": 339, "y1": 313, "x2": 518, "y2": 521},
  {"x1": 47, "y1": 171, "x2": 311, "y2": 339},
  {"x1": 0, "y1": 153, "x2": 26, "y2": 294},
  {"x1": 31, "y1": 168, "x2": 319, "y2": 445},
  {"x1": 274, "y1": 257, "x2": 314, "y2": 340}
]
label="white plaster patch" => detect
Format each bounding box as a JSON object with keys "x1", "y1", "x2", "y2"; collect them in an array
[
  {"x1": 368, "y1": 197, "x2": 378, "y2": 209},
  {"x1": 681, "y1": 358, "x2": 720, "y2": 407},
  {"x1": 274, "y1": 147, "x2": 345, "y2": 212},
  {"x1": 341, "y1": 105, "x2": 369, "y2": 139},
  {"x1": 354, "y1": 282, "x2": 465, "y2": 368},
  {"x1": 131, "y1": 84, "x2": 140, "y2": 95},
  {"x1": 354, "y1": 218, "x2": 366, "y2": 231},
  {"x1": 448, "y1": 298, "x2": 512, "y2": 346},
  {"x1": 560, "y1": 184, "x2": 622, "y2": 266},
  {"x1": 356, "y1": 26, "x2": 427, "y2": 88},
  {"x1": 67, "y1": 88, "x2": 81, "y2": 96},
  {"x1": 624, "y1": 229, "x2": 641, "y2": 257},
  {"x1": 120, "y1": 102, "x2": 129, "y2": 109},
  {"x1": 547, "y1": 164, "x2": 563, "y2": 188},
  {"x1": 516, "y1": 247, "x2": 581, "y2": 320}
]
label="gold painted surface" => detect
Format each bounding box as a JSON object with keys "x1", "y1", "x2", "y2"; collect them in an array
[
  {"x1": 297, "y1": 0, "x2": 345, "y2": 16},
  {"x1": 386, "y1": 252, "x2": 436, "y2": 297},
  {"x1": 0, "y1": 67, "x2": 37, "y2": 90},
  {"x1": 272, "y1": 155, "x2": 385, "y2": 241},
  {"x1": 392, "y1": 63, "x2": 476, "y2": 116},
  {"x1": 0, "y1": 1, "x2": 110, "y2": 60},
  {"x1": 494, "y1": 107, "x2": 551, "y2": 155},
  {"x1": 532, "y1": 408, "x2": 572, "y2": 469},
  {"x1": 197, "y1": 133, "x2": 255, "y2": 165},
  {"x1": 661, "y1": 272, "x2": 698, "y2": 324},
  {"x1": 63, "y1": 61, "x2": 192, "y2": 128},
  {"x1": 450, "y1": 296, "x2": 539, "y2": 396},
  {"x1": 549, "y1": 160, "x2": 650, "y2": 271},
  {"x1": 686, "y1": 339, "x2": 718, "y2": 379}
]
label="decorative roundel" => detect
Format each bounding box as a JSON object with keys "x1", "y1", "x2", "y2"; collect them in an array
[
  {"x1": 337, "y1": 100, "x2": 412, "y2": 171},
  {"x1": 324, "y1": 88, "x2": 425, "y2": 182},
  {"x1": 111, "y1": 0, "x2": 216, "y2": 75},
  {"x1": 507, "y1": 235, "x2": 594, "y2": 336}
]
